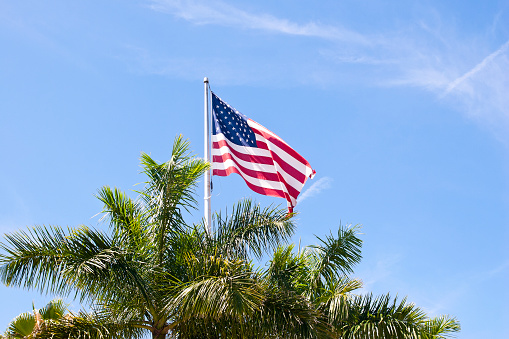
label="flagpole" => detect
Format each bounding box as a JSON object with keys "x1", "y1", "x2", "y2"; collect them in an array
[{"x1": 204, "y1": 77, "x2": 212, "y2": 234}]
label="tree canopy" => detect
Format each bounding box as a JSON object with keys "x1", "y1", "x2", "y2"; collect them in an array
[{"x1": 0, "y1": 136, "x2": 460, "y2": 339}]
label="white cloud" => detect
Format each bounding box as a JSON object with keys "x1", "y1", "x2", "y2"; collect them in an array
[
  {"x1": 440, "y1": 40, "x2": 509, "y2": 141},
  {"x1": 380, "y1": 33, "x2": 509, "y2": 140},
  {"x1": 147, "y1": 0, "x2": 369, "y2": 44},
  {"x1": 141, "y1": 1, "x2": 509, "y2": 138},
  {"x1": 298, "y1": 177, "x2": 333, "y2": 203},
  {"x1": 444, "y1": 39, "x2": 509, "y2": 95}
]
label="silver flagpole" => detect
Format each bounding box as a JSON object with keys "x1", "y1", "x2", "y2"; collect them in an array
[{"x1": 204, "y1": 77, "x2": 212, "y2": 234}]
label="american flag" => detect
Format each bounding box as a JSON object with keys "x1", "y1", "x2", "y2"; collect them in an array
[{"x1": 211, "y1": 91, "x2": 315, "y2": 212}]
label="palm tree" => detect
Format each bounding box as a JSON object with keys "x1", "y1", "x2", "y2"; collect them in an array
[
  {"x1": 0, "y1": 136, "x2": 325, "y2": 339},
  {"x1": 2, "y1": 299, "x2": 68, "y2": 338},
  {"x1": 0, "y1": 135, "x2": 460, "y2": 338}
]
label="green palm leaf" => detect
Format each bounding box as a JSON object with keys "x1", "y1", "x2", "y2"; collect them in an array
[
  {"x1": 317, "y1": 276, "x2": 363, "y2": 325},
  {"x1": 265, "y1": 244, "x2": 308, "y2": 291},
  {"x1": 309, "y1": 224, "x2": 363, "y2": 286},
  {"x1": 339, "y1": 293, "x2": 427, "y2": 339},
  {"x1": 37, "y1": 311, "x2": 145, "y2": 339},
  {"x1": 420, "y1": 315, "x2": 461, "y2": 339},
  {"x1": 7, "y1": 313, "x2": 35, "y2": 338},
  {"x1": 39, "y1": 298, "x2": 67, "y2": 321},
  {"x1": 212, "y1": 199, "x2": 295, "y2": 259}
]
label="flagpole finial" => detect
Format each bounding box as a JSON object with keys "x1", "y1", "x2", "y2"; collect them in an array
[{"x1": 204, "y1": 77, "x2": 209, "y2": 83}]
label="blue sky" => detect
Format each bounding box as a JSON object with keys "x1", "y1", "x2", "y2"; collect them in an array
[{"x1": 1, "y1": 0, "x2": 508, "y2": 337}]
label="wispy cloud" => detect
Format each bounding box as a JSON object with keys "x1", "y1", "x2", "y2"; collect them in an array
[
  {"x1": 444, "y1": 39, "x2": 509, "y2": 95},
  {"x1": 440, "y1": 40, "x2": 509, "y2": 141},
  {"x1": 298, "y1": 177, "x2": 333, "y2": 203},
  {"x1": 380, "y1": 33, "x2": 509, "y2": 140},
  {"x1": 140, "y1": 1, "x2": 509, "y2": 137},
  {"x1": 148, "y1": 0, "x2": 369, "y2": 44}
]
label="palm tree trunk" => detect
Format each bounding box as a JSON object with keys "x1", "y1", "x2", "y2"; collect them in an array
[{"x1": 152, "y1": 329, "x2": 166, "y2": 339}]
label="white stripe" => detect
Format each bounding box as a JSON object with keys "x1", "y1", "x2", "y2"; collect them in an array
[
  {"x1": 253, "y1": 133, "x2": 311, "y2": 178},
  {"x1": 212, "y1": 146, "x2": 277, "y2": 174},
  {"x1": 213, "y1": 159, "x2": 286, "y2": 192},
  {"x1": 214, "y1": 130, "x2": 310, "y2": 179},
  {"x1": 213, "y1": 145, "x2": 304, "y2": 194},
  {"x1": 248, "y1": 119, "x2": 287, "y2": 145},
  {"x1": 213, "y1": 133, "x2": 307, "y2": 191},
  {"x1": 249, "y1": 121, "x2": 313, "y2": 178},
  {"x1": 212, "y1": 133, "x2": 272, "y2": 158}
]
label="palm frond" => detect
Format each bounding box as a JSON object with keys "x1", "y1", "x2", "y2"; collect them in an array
[
  {"x1": 0, "y1": 224, "x2": 155, "y2": 310},
  {"x1": 37, "y1": 311, "x2": 146, "y2": 339},
  {"x1": 258, "y1": 288, "x2": 332, "y2": 339},
  {"x1": 139, "y1": 136, "x2": 209, "y2": 266},
  {"x1": 265, "y1": 244, "x2": 308, "y2": 291},
  {"x1": 213, "y1": 199, "x2": 295, "y2": 259},
  {"x1": 308, "y1": 224, "x2": 363, "y2": 287},
  {"x1": 339, "y1": 293, "x2": 427, "y2": 339},
  {"x1": 420, "y1": 315, "x2": 461, "y2": 339},
  {"x1": 0, "y1": 225, "x2": 73, "y2": 295},
  {"x1": 140, "y1": 135, "x2": 209, "y2": 216},
  {"x1": 317, "y1": 276, "x2": 363, "y2": 325},
  {"x1": 168, "y1": 260, "x2": 263, "y2": 321},
  {"x1": 7, "y1": 312, "x2": 36, "y2": 338},
  {"x1": 39, "y1": 298, "x2": 67, "y2": 321},
  {"x1": 95, "y1": 186, "x2": 149, "y2": 251}
]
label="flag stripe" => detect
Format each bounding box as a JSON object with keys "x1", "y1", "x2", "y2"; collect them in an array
[
  {"x1": 212, "y1": 151, "x2": 301, "y2": 199},
  {"x1": 255, "y1": 139, "x2": 307, "y2": 184},
  {"x1": 212, "y1": 139, "x2": 274, "y2": 165},
  {"x1": 213, "y1": 167, "x2": 294, "y2": 204},
  {"x1": 249, "y1": 120, "x2": 312, "y2": 169},
  {"x1": 212, "y1": 134, "x2": 305, "y2": 197},
  {"x1": 213, "y1": 162, "x2": 285, "y2": 195},
  {"x1": 213, "y1": 153, "x2": 279, "y2": 181},
  {"x1": 251, "y1": 128, "x2": 312, "y2": 183}
]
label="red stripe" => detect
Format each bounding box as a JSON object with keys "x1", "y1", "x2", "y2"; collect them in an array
[
  {"x1": 212, "y1": 153, "x2": 279, "y2": 181},
  {"x1": 249, "y1": 122, "x2": 311, "y2": 167},
  {"x1": 214, "y1": 137, "x2": 306, "y2": 184},
  {"x1": 213, "y1": 152, "x2": 301, "y2": 199},
  {"x1": 213, "y1": 167, "x2": 286, "y2": 199},
  {"x1": 253, "y1": 139, "x2": 307, "y2": 184},
  {"x1": 213, "y1": 139, "x2": 273, "y2": 165},
  {"x1": 272, "y1": 169, "x2": 300, "y2": 200}
]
